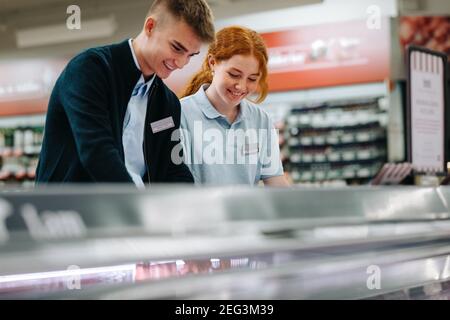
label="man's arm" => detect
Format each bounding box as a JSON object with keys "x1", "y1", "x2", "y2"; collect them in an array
[{"x1": 60, "y1": 52, "x2": 133, "y2": 183}]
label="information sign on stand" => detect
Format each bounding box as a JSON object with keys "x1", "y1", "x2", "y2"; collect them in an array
[{"x1": 406, "y1": 45, "x2": 448, "y2": 175}]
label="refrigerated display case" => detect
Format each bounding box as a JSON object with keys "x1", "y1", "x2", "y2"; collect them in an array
[{"x1": 1, "y1": 185, "x2": 450, "y2": 299}]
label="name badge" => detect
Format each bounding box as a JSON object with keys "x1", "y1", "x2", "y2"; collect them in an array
[
  {"x1": 243, "y1": 143, "x2": 259, "y2": 155},
  {"x1": 150, "y1": 116, "x2": 175, "y2": 133}
]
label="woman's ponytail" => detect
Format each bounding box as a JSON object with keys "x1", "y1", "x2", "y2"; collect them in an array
[{"x1": 180, "y1": 60, "x2": 212, "y2": 98}]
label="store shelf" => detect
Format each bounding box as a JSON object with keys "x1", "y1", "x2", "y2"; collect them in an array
[
  {"x1": 0, "y1": 125, "x2": 43, "y2": 185},
  {"x1": 0, "y1": 115, "x2": 45, "y2": 129},
  {"x1": 263, "y1": 82, "x2": 388, "y2": 106},
  {"x1": 283, "y1": 96, "x2": 388, "y2": 184}
]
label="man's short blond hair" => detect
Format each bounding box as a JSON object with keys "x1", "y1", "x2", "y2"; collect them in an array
[{"x1": 148, "y1": 0, "x2": 215, "y2": 43}]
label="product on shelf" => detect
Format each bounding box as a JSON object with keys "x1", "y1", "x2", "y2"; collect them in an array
[
  {"x1": 283, "y1": 98, "x2": 388, "y2": 185},
  {"x1": 0, "y1": 126, "x2": 43, "y2": 185}
]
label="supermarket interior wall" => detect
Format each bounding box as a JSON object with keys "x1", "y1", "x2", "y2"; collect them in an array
[
  {"x1": 398, "y1": 0, "x2": 450, "y2": 16},
  {"x1": 216, "y1": 0, "x2": 398, "y2": 32},
  {"x1": 0, "y1": 0, "x2": 321, "y2": 60},
  {"x1": 1, "y1": 0, "x2": 447, "y2": 61}
]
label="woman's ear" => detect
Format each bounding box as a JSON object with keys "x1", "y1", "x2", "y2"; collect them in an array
[{"x1": 207, "y1": 54, "x2": 216, "y2": 72}]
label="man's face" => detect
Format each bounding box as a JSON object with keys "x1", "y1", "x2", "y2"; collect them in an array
[{"x1": 140, "y1": 16, "x2": 202, "y2": 79}]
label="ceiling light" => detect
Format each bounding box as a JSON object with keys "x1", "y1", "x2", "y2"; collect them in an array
[{"x1": 15, "y1": 15, "x2": 117, "y2": 48}]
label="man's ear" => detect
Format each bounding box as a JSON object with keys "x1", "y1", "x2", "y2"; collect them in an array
[{"x1": 144, "y1": 17, "x2": 156, "y2": 36}]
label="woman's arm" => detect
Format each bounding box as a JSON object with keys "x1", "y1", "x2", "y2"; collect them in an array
[{"x1": 263, "y1": 175, "x2": 290, "y2": 187}]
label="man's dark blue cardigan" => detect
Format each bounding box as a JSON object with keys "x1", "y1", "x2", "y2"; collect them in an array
[{"x1": 36, "y1": 40, "x2": 194, "y2": 184}]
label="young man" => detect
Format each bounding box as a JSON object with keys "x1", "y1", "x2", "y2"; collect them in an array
[{"x1": 35, "y1": 0, "x2": 215, "y2": 187}]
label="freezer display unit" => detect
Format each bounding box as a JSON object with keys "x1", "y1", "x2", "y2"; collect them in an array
[{"x1": 1, "y1": 185, "x2": 450, "y2": 299}]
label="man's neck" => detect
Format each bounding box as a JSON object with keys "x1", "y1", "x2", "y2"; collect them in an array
[
  {"x1": 143, "y1": 74, "x2": 155, "y2": 83},
  {"x1": 131, "y1": 36, "x2": 155, "y2": 80}
]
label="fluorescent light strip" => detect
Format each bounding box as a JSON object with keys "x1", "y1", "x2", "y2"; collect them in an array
[
  {"x1": 15, "y1": 15, "x2": 117, "y2": 48},
  {"x1": 0, "y1": 264, "x2": 135, "y2": 284}
]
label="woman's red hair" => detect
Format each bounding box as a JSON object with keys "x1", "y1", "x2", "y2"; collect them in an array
[{"x1": 181, "y1": 26, "x2": 269, "y2": 104}]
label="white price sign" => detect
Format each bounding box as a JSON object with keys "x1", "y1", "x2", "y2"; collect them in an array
[{"x1": 409, "y1": 48, "x2": 447, "y2": 173}]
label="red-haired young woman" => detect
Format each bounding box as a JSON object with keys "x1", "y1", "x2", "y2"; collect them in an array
[{"x1": 179, "y1": 26, "x2": 289, "y2": 187}]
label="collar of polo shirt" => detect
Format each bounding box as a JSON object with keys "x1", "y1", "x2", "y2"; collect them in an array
[{"x1": 194, "y1": 84, "x2": 248, "y2": 123}]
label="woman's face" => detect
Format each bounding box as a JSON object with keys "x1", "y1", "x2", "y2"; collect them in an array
[{"x1": 210, "y1": 54, "x2": 261, "y2": 107}]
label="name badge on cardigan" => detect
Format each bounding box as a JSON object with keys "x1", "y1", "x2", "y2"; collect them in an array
[{"x1": 150, "y1": 116, "x2": 175, "y2": 133}]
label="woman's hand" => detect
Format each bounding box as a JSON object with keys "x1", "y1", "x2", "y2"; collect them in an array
[{"x1": 263, "y1": 175, "x2": 290, "y2": 187}]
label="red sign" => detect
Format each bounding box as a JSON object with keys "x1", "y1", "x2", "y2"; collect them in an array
[
  {"x1": 0, "y1": 19, "x2": 393, "y2": 116},
  {"x1": 0, "y1": 59, "x2": 67, "y2": 116},
  {"x1": 261, "y1": 18, "x2": 391, "y2": 91}
]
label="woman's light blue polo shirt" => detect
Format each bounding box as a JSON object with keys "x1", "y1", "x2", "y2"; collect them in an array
[{"x1": 180, "y1": 85, "x2": 284, "y2": 186}]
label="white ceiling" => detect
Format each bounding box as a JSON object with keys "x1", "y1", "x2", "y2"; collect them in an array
[
  {"x1": 0, "y1": 0, "x2": 322, "y2": 21},
  {"x1": 0, "y1": 0, "x2": 322, "y2": 57},
  {"x1": 0, "y1": 0, "x2": 446, "y2": 59},
  {"x1": 0, "y1": 0, "x2": 68, "y2": 13}
]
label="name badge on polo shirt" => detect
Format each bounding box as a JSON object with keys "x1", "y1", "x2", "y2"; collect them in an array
[
  {"x1": 150, "y1": 116, "x2": 175, "y2": 133},
  {"x1": 243, "y1": 143, "x2": 259, "y2": 155}
]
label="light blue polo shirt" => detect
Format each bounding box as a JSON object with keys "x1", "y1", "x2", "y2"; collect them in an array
[{"x1": 180, "y1": 84, "x2": 284, "y2": 186}]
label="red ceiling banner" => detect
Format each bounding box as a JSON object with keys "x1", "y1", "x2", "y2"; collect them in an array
[
  {"x1": 0, "y1": 18, "x2": 393, "y2": 115},
  {"x1": 261, "y1": 18, "x2": 391, "y2": 92},
  {"x1": 0, "y1": 59, "x2": 67, "y2": 116}
]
